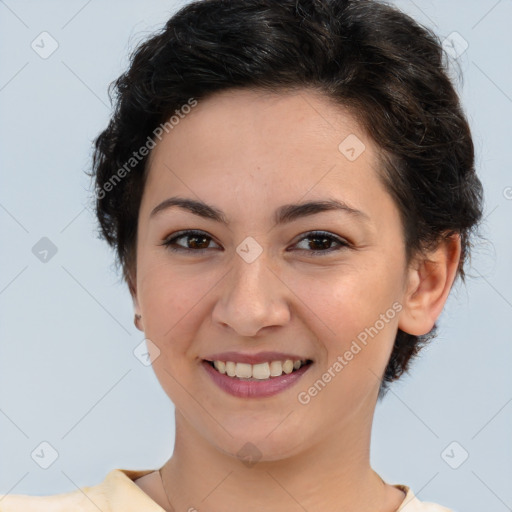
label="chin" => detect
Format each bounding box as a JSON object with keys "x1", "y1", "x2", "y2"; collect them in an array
[
  {"x1": 216, "y1": 435, "x2": 307, "y2": 466},
  {"x1": 205, "y1": 417, "x2": 310, "y2": 464}
]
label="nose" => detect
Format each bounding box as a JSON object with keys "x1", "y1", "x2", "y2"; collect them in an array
[{"x1": 211, "y1": 248, "x2": 291, "y2": 337}]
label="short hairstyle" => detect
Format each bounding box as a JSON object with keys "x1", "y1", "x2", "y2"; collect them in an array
[{"x1": 89, "y1": 0, "x2": 484, "y2": 397}]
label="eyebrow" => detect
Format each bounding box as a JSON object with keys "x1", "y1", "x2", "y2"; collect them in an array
[{"x1": 149, "y1": 196, "x2": 370, "y2": 226}]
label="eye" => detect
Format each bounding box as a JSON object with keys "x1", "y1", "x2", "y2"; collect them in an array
[
  {"x1": 292, "y1": 230, "x2": 350, "y2": 256},
  {"x1": 160, "y1": 229, "x2": 220, "y2": 253},
  {"x1": 160, "y1": 229, "x2": 350, "y2": 256}
]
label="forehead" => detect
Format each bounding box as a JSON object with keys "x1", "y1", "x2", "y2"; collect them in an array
[
  {"x1": 150, "y1": 87, "x2": 367, "y2": 155},
  {"x1": 141, "y1": 88, "x2": 392, "y2": 229}
]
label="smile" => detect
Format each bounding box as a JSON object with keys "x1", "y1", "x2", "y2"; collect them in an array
[
  {"x1": 201, "y1": 357, "x2": 313, "y2": 398},
  {"x1": 207, "y1": 359, "x2": 310, "y2": 380}
]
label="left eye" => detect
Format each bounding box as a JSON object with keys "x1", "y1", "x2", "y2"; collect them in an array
[
  {"x1": 160, "y1": 229, "x2": 350, "y2": 255},
  {"x1": 293, "y1": 231, "x2": 350, "y2": 255}
]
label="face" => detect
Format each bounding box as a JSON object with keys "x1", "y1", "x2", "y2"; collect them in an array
[{"x1": 132, "y1": 88, "x2": 411, "y2": 461}]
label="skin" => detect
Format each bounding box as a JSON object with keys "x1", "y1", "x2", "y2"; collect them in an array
[{"x1": 128, "y1": 88, "x2": 461, "y2": 512}]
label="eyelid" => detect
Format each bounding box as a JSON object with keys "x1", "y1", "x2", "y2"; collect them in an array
[
  {"x1": 290, "y1": 230, "x2": 351, "y2": 256},
  {"x1": 160, "y1": 229, "x2": 351, "y2": 255},
  {"x1": 160, "y1": 229, "x2": 221, "y2": 252}
]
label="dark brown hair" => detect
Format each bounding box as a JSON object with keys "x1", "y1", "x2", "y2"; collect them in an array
[{"x1": 88, "y1": 0, "x2": 484, "y2": 397}]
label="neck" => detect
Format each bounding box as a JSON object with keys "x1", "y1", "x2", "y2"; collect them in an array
[{"x1": 160, "y1": 395, "x2": 396, "y2": 512}]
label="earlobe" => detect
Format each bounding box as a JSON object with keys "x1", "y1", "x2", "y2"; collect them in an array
[
  {"x1": 397, "y1": 233, "x2": 461, "y2": 336},
  {"x1": 134, "y1": 313, "x2": 143, "y2": 331},
  {"x1": 128, "y1": 274, "x2": 144, "y2": 332}
]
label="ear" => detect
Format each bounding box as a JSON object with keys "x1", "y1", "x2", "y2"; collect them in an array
[
  {"x1": 127, "y1": 271, "x2": 144, "y2": 332},
  {"x1": 398, "y1": 233, "x2": 461, "y2": 336}
]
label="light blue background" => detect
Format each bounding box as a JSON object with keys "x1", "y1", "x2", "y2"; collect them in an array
[{"x1": 0, "y1": 1, "x2": 511, "y2": 511}]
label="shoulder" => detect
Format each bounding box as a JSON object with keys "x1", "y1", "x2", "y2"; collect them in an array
[
  {"x1": 395, "y1": 484, "x2": 454, "y2": 512},
  {"x1": 0, "y1": 468, "x2": 162, "y2": 512},
  {"x1": 0, "y1": 478, "x2": 107, "y2": 512},
  {"x1": 0, "y1": 489, "x2": 91, "y2": 512}
]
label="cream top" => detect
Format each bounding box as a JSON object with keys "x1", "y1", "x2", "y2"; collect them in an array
[{"x1": 0, "y1": 468, "x2": 453, "y2": 511}]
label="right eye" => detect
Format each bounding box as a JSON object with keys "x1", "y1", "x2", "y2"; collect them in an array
[{"x1": 160, "y1": 230, "x2": 221, "y2": 254}]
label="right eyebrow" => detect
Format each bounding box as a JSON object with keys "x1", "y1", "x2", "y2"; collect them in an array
[{"x1": 149, "y1": 196, "x2": 371, "y2": 227}]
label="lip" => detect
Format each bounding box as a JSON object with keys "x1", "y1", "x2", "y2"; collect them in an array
[
  {"x1": 201, "y1": 359, "x2": 312, "y2": 398},
  {"x1": 203, "y1": 351, "x2": 310, "y2": 365}
]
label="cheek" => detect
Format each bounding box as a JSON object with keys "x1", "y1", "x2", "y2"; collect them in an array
[
  {"x1": 296, "y1": 260, "x2": 399, "y2": 332},
  {"x1": 136, "y1": 260, "x2": 212, "y2": 351},
  {"x1": 137, "y1": 265, "x2": 208, "y2": 401},
  {"x1": 297, "y1": 273, "x2": 401, "y2": 417},
  {"x1": 292, "y1": 260, "x2": 402, "y2": 384}
]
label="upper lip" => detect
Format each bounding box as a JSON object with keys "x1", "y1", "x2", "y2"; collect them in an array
[{"x1": 203, "y1": 351, "x2": 312, "y2": 365}]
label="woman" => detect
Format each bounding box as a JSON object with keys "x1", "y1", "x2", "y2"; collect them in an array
[{"x1": 0, "y1": 0, "x2": 483, "y2": 510}]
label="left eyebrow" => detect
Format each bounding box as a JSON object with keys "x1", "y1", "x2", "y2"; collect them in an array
[{"x1": 149, "y1": 196, "x2": 371, "y2": 226}]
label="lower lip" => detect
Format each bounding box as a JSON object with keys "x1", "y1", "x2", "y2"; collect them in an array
[{"x1": 201, "y1": 360, "x2": 312, "y2": 398}]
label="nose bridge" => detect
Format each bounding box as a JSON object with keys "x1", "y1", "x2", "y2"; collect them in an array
[
  {"x1": 213, "y1": 237, "x2": 290, "y2": 335},
  {"x1": 230, "y1": 239, "x2": 275, "y2": 306},
  {"x1": 234, "y1": 240, "x2": 269, "y2": 289}
]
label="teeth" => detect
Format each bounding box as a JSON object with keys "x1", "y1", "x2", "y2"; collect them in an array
[
  {"x1": 210, "y1": 359, "x2": 307, "y2": 379},
  {"x1": 213, "y1": 361, "x2": 226, "y2": 374},
  {"x1": 252, "y1": 362, "x2": 270, "y2": 380},
  {"x1": 282, "y1": 360, "x2": 294, "y2": 374},
  {"x1": 269, "y1": 360, "x2": 283, "y2": 377},
  {"x1": 235, "y1": 363, "x2": 252, "y2": 379},
  {"x1": 226, "y1": 361, "x2": 236, "y2": 377}
]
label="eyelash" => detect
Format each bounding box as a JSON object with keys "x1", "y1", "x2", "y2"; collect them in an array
[{"x1": 160, "y1": 229, "x2": 350, "y2": 256}]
